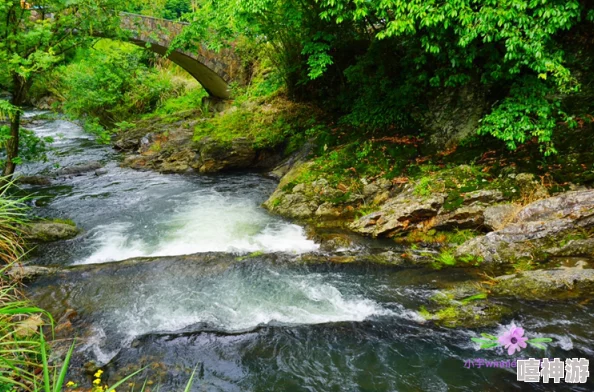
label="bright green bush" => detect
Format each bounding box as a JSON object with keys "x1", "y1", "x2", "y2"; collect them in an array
[{"x1": 54, "y1": 40, "x2": 189, "y2": 138}]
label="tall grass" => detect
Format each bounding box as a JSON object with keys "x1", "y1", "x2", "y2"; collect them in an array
[
  {"x1": 0, "y1": 177, "x2": 29, "y2": 264},
  {"x1": 0, "y1": 177, "x2": 44, "y2": 391}
]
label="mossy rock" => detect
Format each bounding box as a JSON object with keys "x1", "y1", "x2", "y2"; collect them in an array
[
  {"x1": 420, "y1": 283, "x2": 510, "y2": 328},
  {"x1": 26, "y1": 222, "x2": 79, "y2": 242},
  {"x1": 492, "y1": 265, "x2": 594, "y2": 300}
]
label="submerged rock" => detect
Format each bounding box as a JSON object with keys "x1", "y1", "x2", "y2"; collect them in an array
[
  {"x1": 420, "y1": 284, "x2": 510, "y2": 328},
  {"x1": 56, "y1": 162, "x2": 103, "y2": 176},
  {"x1": 26, "y1": 222, "x2": 79, "y2": 242},
  {"x1": 17, "y1": 175, "x2": 52, "y2": 186}
]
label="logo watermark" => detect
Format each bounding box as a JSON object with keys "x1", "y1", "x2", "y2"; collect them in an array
[
  {"x1": 465, "y1": 326, "x2": 590, "y2": 384},
  {"x1": 470, "y1": 326, "x2": 552, "y2": 355},
  {"x1": 517, "y1": 358, "x2": 589, "y2": 384}
]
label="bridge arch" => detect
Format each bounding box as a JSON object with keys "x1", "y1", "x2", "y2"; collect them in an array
[{"x1": 120, "y1": 13, "x2": 242, "y2": 99}]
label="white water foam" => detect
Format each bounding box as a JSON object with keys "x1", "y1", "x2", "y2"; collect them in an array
[
  {"x1": 77, "y1": 193, "x2": 319, "y2": 264},
  {"x1": 121, "y1": 279, "x2": 390, "y2": 337}
]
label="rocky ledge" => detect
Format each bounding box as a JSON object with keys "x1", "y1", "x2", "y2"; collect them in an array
[
  {"x1": 456, "y1": 190, "x2": 594, "y2": 263},
  {"x1": 114, "y1": 115, "x2": 283, "y2": 174}
]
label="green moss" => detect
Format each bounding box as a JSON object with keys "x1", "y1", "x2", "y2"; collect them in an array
[
  {"x1": 396, "y1": 229, "x2": 477, "y2": 246},
  {"x1": 44, "y1": 218, "x2": 76, "y2": 227},
  {"x1": 420, "y1": 289, "x2": 508, "y2": 328},
  {"x1": 235, "y1": 250, "x2": 265, "y2": 261},
  {"x1": 431, "y1": 249, "x2": 457, "y2": 267},
  {"x1": 442, "y1": 191, "x2": 464, "y2": 211},
  {"x1": 320, "y1": 191, "x2": 352, "y2": 205},
  {"x1": 460, "y1": 293, "x2": 488, "y2": 304},
  {"x1": 558, "y1": 230, "x2": 589, "y2": 247},
  {"x1": 414, "y1": 177, "x2": 434, "y2": 197}
]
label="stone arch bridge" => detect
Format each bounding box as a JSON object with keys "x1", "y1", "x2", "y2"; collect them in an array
[{"x1": 120, "y1": 12, "x2": 243, "y2": 99}]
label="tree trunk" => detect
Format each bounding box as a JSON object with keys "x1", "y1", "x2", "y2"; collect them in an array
[
  {"x1": 2, "y1": 111, "x2": 20, "y2": 178},
  {"x1": 3, "y1": 74, "x2": 26, "y2": 178}
]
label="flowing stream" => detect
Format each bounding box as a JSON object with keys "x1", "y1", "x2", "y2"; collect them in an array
[{"x1": 19, "y1": 114, "x2": 594, "y2": 391}]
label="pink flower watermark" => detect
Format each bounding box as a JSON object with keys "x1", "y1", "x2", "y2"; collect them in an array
[
  {"x1": 498, "y1": 326, "x2": 528, "y2": 355},
  {"x1": 471, "y1": 325, "x2": 552, "y2": 355}
]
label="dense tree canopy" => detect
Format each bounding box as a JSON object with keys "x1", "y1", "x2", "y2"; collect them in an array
[
  {"x1": 0, "y1": 0, "x2": 121, "y2": 175},
  {"x1": 173, "y1": 0, "x2": 593, "y2": 153}
]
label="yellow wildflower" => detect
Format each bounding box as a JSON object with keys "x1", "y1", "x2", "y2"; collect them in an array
[
  {"x1": 66, "y1": 381, "x2": 75, "y2": 387},
  {"x1": 93, "y1": 378, "x2": 101, "y2": 385},
  {"x1": 94, "y1": 369, "x2": 104, "y2": 378}
]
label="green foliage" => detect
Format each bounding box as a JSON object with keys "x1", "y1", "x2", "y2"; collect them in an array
[
  {"x1": 414, "y1": 177, "x2": 433, "y2": 197},
  {"x1": 174, "y1": 0, "x2": 593, "y2": 152},
  {"x1": 194, "y1": 96, "x2": 320, "y2": 151},
  {"x1": 478, "y1": 77, "x2": 574, "y2": 155},
  {"x1": 431, "y1": 249, "x2": 457, "y2": 268},
  {"x1": 1, "y1": 126, "x2": 53, "y2": 168},
  {"x1": 0, "y1": 0, "x2": 122, "y2": 174},
  {"x1": 56, "y1": 41, "x2": 185, "y2": 131},
  {"x1": 126, "y1": 0, "x2": 192, "y2": 20},
  {"x1": 150, "y1": 87, "x2": 209, "y2": 118},
  {"x1": 0, "y1": 101, "x2": 18, "y2": 121}
]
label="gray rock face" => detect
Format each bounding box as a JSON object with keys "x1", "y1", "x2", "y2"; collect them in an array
[
  {"x1": 349, "y1": 186, "x2": 508, "y2": 236},
  {"x1": 547, "y1": 239, "x2": 594, "y2": 257},
  {"x1": 114, "y1": 137, "x2": 140, "y2": 151},
  {"x1": 511, "y1": 190, "x2": 594, "y2": 225},
  {"x1": 26, "y1": 222, "x2": 79, "y2": 242},
  {"x1": 432, "y1": 204, "x2": 487, "y2": 230},
  {"x1": 456, "y1": 190, "x2": 594, "y2": 263},
  {"x1": 272, "y1": 192, "x2": 319, "y2": 219},
  {"x1": 417, "y1": 82, "x2": 488, "y2": 148},
  {"x1": 483, "y1": 204, "x2": 520, "y2": 231}
]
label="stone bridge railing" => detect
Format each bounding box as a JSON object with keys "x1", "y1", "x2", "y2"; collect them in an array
[{"x1": 120, "y1": 12, "x2": 244, "y2": 99}]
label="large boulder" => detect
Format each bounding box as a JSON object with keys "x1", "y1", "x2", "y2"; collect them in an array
[
  {"x1": 456, "y1": 190, "x2": 594, "y2": 263},
  {"x1": 195, "y1": 137, "x2": 257, "y2": 173},
  {"x1": 264, "y1": 161, "x2": 361, "y2": 223}
]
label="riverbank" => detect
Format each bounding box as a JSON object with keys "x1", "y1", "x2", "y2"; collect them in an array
[{"x1": 104, "y1": 87, "x2": 594, "y2": 331}]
